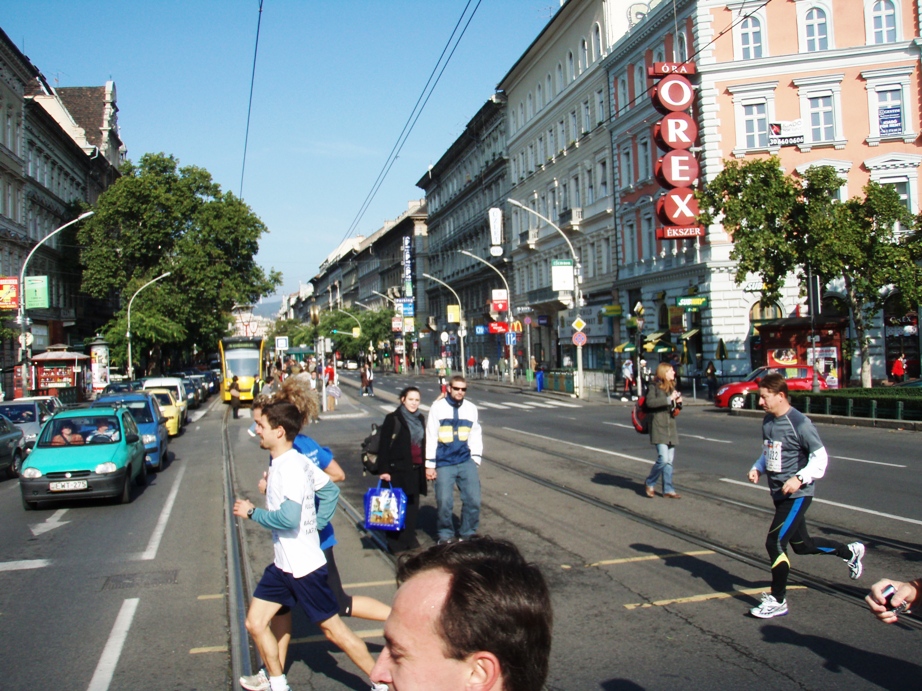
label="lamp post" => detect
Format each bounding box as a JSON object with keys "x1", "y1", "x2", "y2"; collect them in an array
[
  {"x1": 506, "y1": 199, "x2": 585, "y2": 399},
  {"x1": 459, "y1": 249, "x2": 515, "y2": 383},
  {"x1": 126, "y1": 271, "x2": 172, "y2": 380},
  {"x1": 373, "y1": 290, "x2": 405, "y2": 373},
  {"x1": 423, "y1": 273, "x2": 465, "y2": 373},
  {"x1": 18, "y1": 211, "x2": 94, "y2": 396}
]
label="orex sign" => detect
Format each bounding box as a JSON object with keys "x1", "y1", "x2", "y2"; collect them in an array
[{"x1": 675, "y1": 296, "x2": 708, "y2": 308}]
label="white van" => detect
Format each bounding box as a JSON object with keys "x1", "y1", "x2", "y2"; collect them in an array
[{"x1": 142, "y1": 377, "x2": 189, "y2": 425}]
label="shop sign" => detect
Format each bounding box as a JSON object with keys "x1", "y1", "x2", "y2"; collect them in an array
[{"x1": 675, "y1": 296, "x2": 708, "y2": 309}]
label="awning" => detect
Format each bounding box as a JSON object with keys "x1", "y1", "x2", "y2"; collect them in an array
[
  {"x1": 645, "y1": 331, "x2": 667, "y2": 343},
  {"x1": 613, "y1": 341, "x2": 637, "y2": 353},
  {"x1": 680, "y1": 328, "x2": 700, "y2": 340},
  {"x1": 644, "y1": 340, "x2": 676, "y2": 353}
]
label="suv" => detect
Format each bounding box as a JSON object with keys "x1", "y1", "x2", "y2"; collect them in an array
[
  {"x1": 93, "y1": 393, "x2": 169, "y2": 472},
  {"x1": 714, "y1": 366, "x2": 827, "y2": 409}
]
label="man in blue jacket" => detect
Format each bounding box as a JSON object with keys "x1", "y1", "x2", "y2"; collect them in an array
[{"x1": 425, "y1": 375, "x2": 484, "y2": 544}]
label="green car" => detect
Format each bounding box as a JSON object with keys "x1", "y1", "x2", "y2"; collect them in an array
[{"x1": 19, "y1": 407, "x2": 147, "y2": 510}]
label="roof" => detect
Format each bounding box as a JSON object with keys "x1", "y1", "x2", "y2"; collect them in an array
[{"x1": 55, "y1": 86, "x2": 110, "y2": 149}]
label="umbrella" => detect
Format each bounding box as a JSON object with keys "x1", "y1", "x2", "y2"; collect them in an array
[
  {"x1": 716, "y1": 338, "x2": 728, "y2": 363},
  {"x1": 614, "y1": 341, "x2": 637, "y2": 352},
  {"x1": 645, "y1": 340, "x2": 676, "y2": 353},
  {"x1": 680, "y1": 339, "x2": 690, "y2": 366}
]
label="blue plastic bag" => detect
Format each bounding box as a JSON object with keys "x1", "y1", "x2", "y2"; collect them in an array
[{"x1": 363, "y1": 480, "x2": 407, "y2": 532}]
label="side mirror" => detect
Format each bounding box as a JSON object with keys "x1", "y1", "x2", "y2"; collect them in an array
[
  {"x1": 40, "y1": 414, "x2": 50, "y2": 423},
  {"x1": 159, "y1": 417, "x2": 168, "y2": 425},
  {"x1": 126, "y1": 433, "x2": 140, "y2": 444}
]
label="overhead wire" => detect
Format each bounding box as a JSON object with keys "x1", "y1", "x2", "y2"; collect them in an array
[
  {"x1": 338, "y1": 0, "x2": 484, "y2": 244},
  {"x1": 240, "y1": 0, "x2": 265, "y2": 198}
]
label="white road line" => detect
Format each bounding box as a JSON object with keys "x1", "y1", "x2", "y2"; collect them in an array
[
  {"x1": 0, "y1": 559, "x2": 50, "y2": 572},
  {"x1": 719, "y1": 478, "x2": 922, "y2": 525},
  {"x1": 480, "y1": 402, "x2": 510, "y2": 409},
  {"x1": 86, "y1": 598, "x2": 139, "y2": 691},
  {"x1": 378, "y1": 405, "x2": 393, "y2": 413},
  {"x1": 501, "y1": 401, "x2": 536, "y2": 409},
  {"x1": 831, "y1": 455, "x2": 906, "y2": 468},
  {"x1": 503, "y1": 427, "x2": 653, "y2": 465},
  {"x1": 540, "y1": 400, "x2": 582, "y2": 408},
  {"x1": 602, "y1": 421, "x2": 732, "y2": 443},
  {"x1": 523, "y1": 401, "x2": 558, "y2": 408},
  {"x1": 140, "y1": 463, "x2": 186, "y2": 561}
]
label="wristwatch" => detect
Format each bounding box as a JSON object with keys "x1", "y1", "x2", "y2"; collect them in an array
[{"x1": 247, "y1": 507, "x2": 255, "y2": 519}]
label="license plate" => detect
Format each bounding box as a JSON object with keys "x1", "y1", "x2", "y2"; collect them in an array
[{"x1": 49, "y1": 480, "x2": 88, "y2": 492}]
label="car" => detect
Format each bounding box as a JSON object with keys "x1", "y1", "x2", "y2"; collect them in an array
[
  {"x1": 200, "y1": 370, "x2": 219, "y2": 395},
  {"x1": 142, "y1": 377, "x2": 189, "y2": 425},
  {"x1": 714, "y1": 366, "x2": 828, "y2": 409},
  {"x1": 146, "y1": 388, "x2": 182, "y2": 437},
  {"x1": 0, "y1": 414, "x2": 25, "y2": 478},
  {"x1": 0, "y1": 400, "x2": 53, "y2": 451},
  {"x1": 102, "y1": 381, "x2": 143, "y2": 395},
  {"x1": 893, "y1": 378, "x2": 922, "y2": 388},
  {"x1": 19, "y1": 407, "x2": 147, "y2": 510},
  {"x1": 16, "y1": 395, "x2": 68, "y2": 415},
  {"x1": 186, "y1": 374, "x2": 209, "y2": 401},
  {"x1": 180, "y1": 377, "x2": 201, "y2": 409},
  {"x1": 92, "y1": 393, "x2": 169, "y2": 472}
]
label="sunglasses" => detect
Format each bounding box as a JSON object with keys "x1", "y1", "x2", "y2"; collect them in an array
[{"x1": 451, "y1": 386, "x2": 467, "y2": 392}]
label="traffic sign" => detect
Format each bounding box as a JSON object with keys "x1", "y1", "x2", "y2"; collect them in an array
[
  {"x1": 18, "y1": 332, "x2": 33, "y2": 347},
  {"x1": 505, "y1": 332, "x2": 517, "y2": 346},
  {"x1": 572, "y1": 332, "x2": 587, "y2": 346},
  {"x1": 275, "y1": 336, "x2": 289, "y2": 351},
  {"x1": 572, "y1": 317, "x2": 587, "y2": 332}
]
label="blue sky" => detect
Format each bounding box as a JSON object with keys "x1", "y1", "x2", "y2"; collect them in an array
[{"x1": 4, "y1": 1, "x2": 553, "y2": 306}]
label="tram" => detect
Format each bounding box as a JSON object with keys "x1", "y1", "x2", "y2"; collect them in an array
[{"x1": 219, "y1": 336, "x2": 265, "y2": 402}]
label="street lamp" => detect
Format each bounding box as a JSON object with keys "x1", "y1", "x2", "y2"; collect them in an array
[
  {"x1": 373, "y1": 290, "x2": 406, "y2": 373},
  {"x1": 459, "y1": 249, "x2": 515, "y2": 383},
  {"x1": 18, "y1": 210, "x2": 94, "y2": 396},
  {"x1": 423, "y1": 273, "x2": 465, "y2": 373},
  {"x1": 336, "y1": 308, "x2": 362, "y2": 336},
  {"x1": 126, "y1": 271, "x2": 172, "y2": 380},
  {"x1": 506, "y1": 199, "x2": 585, "y2": 399}
]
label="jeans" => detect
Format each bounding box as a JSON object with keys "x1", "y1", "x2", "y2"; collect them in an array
[
  {"x1": 646, "y1": 443, "x2": 675, "y2": 494},
  {"x1": 434, "y1": 459, "x2": 481, "y2": 540}
]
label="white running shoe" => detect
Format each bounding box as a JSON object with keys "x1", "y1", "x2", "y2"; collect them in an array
[
  {"x1": 750, "y1": 592, "x2": 788, "y2": 619},
  {"x1": 370, "y1": 684, "x2": 389, "y2": 691},
  {"x1": 846, "y1": 542, "x2": 865, "y2": 580},
  {"x1": 239, "y1": 668, "x2": 269, "y2": 691}
]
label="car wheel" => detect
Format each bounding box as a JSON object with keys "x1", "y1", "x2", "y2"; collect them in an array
[
  {"x1": 21, "y1": 493, "x2": 37, "y2": 511},
  {"x1": 118, "y1": 473, "x2": 132, "y2": 504},
  {"x1": 8, "y1": 451, "x2": 22, "y2": 479},
  {"x1": 152, "y1": 448, "x2": 163, "y2": 473},
  {"x1": 729, "y1": 394, "x2": 746, "y2": 410},
  {"x1": 136, "y1": 459, "x2": 148, "y2": 487}
]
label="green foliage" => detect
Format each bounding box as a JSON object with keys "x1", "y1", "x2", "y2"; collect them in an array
[
  {"x1": 274, "y1": 307, "x2": 398, "y2": 361},
  {"x1": 78, "y1": 153, "x2": 282, "y2": 368}
]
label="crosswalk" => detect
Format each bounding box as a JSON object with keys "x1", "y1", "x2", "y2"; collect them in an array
[{"x1": 378, "y1": 398, "x2": 580, "y2": 413}]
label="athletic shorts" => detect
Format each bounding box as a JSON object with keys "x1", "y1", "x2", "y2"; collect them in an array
[{"x1": 254, "y1": 563, "x2": 338, "y2": 624}]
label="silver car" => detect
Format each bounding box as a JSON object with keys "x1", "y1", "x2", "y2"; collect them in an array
[{"x1": 0, "y1": 400, "x2": 53, "y2": 452}]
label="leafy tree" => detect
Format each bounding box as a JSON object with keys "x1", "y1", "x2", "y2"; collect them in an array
[
  {"x1": 699, "y1": 157, "x2": 922, "y2": 387},
  {"x1": 78, "y1": 153, "x2": 281, "y2": 372},
  {"x1": 277, "y1": 307, "x2": 397, "y2": 363}
]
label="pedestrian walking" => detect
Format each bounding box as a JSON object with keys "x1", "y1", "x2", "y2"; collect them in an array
[
  {"x1": 705, "y1": 361, "x2": 719, "y2": 401},
  {"x1": 232, "y1": 383, "x2": 385, "y2": 691},
  {"x1": 229, "y1": 375, "x2": 241, "y2": 419},
  {"x1": 467, "y1": 354, "x2": 476, "y2": 377},
  {"x1": 376, "y1": 386, "x2": 428, "y2": 554},
  {"x1": 621, "y1": 358, "x2": 635, "y2": 398},
  {"x1": 426, "y1": 375, "x2": 483, "y2": 543},
  {"x1": 644, "y1": 362, "x2": 682, "y2": 499},
  {"x1": 481, "y1": 356, "x2": 490, "y2": 379},
  {"x1": 891, "y1": 353, "x2": 906, "y2": 382},
  {"x1": 747, "y1": 372, "x2": 864, "y2": 619}
]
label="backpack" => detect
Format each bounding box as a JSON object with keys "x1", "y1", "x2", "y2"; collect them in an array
[
  {"x1": 361, "y1": 416, "x2": 402, "y2": 476},
  {"x1": 631, "y1": 397, "x2": 650, "y2": 434}
]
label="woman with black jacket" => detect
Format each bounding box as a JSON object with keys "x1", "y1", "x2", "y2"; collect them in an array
[
  {"x1": 377, "y1": 386, "x2": 428, "y2": 553},
  {"x1": 644, "y1": 362, "x2": 683, "y2": 499}
]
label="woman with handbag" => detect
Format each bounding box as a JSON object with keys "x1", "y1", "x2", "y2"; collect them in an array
[
  {"x1": 377, "y1": 386, "x2": 428, "y2": 554},
  {"x1": 644, "y1": 362, "x2": 683, "y2": 499}
]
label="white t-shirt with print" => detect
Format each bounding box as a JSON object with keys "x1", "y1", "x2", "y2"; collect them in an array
[{"x1": 265, "y1": 447, "x2": 330, "y2": 578}]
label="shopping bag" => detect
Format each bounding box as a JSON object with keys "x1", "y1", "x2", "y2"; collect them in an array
[
  {"x1": 363, "y1": 480, "x2": 407, "y2": 532},
  {"x1": 326, "y1": 384, "x2": 342, "y2": 399}
]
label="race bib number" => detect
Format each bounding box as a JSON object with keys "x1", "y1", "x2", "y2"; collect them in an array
[{"x1": 764, "y1": 440, "x2": 782, "y2": 473}]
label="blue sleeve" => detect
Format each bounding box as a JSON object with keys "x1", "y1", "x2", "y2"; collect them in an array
[
  {"x1": 251, "y1": 499, "x2": 301, "y2": 531},
  {"x1": 315, "y1": 481, "x2": 340, "y2": 531},
  {"x1": 293, "y1": 434, "x2": 333, "y2": 470}
]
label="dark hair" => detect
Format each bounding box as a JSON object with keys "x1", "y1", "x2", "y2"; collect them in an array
[
  {"x1": 396, "y1": 537, "x2": 552, "y2": 691},
  {"x1": 759, "y1": 371, "x2": 789, "y2": 397},
  {"x1": 399, "y1": 386, "x2": 421, "y2": 401},
  {"x1": 449, "y1": 374, "x2": 467, "y2": 386}
]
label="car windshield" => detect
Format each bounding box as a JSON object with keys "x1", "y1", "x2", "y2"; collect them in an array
[
  {"x1": 0, "y1": 403, "x2": 37, "y2": 424},
  {"x1": 744, "y1": 368, "x2": 772, "y2": 382},
  {"x1": 123, "y1": 401, "x2": 154, "y2": 424},
  {"x1": 38, "y1": 416, "x2": 121, "y2": 447},
  {"x1": 151, "y1": 392, "x2": 174, "y2": 407}
]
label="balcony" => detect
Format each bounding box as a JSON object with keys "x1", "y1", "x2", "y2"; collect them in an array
[
  {"x1": 558, "y1": 207, "x2": 583, "y2": 231},
  {"x1": 518, "y1": 229, "x2": 538, "y2": 250}
]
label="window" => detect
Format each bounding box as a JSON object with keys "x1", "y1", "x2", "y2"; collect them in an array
[
  {"x1": 536, "y1": 83, "x2": 543, "y2": 110},
  {"x1": 596, "y1": 89, "x2": 605, "y2": 124},
  {"x1": 568, "y1": 52, "x2": 575, "y2": 82},
  {"x1": 548, "y1": 127, "x2": 555, "y2": 156},
  {"x1": 795, "y1": 74, "x2": 845, "y2": 150},
  {"x1": 572, "y1": 174, "x2": 581, "y2": 208},
  {"x1": 587, "y1": 165, "x2": 595, "y2": 204},
  {"x1": 809, "y1": 96, "x2": 835, "y2": 142},
  {"x1": 805, "y1": 8, "x2": 829, "y2": 51},
  {"x1": 870, "y1": 0, "x2": 897, "y2": 44},
  {"x1": 583, "y1": 100, "x2": 591, "y2": 133},
  {"x1": 863, "y1": 66, "x2": 915, "y2": 145},
  {"x1": 625, "y1": 221, "x2": 637, "y2": 263},
  {"x1": 620, "y1": 146, "x2": 634, "y2": 188},
  {"x1": 618, "y1": 77, "x2": 629, "y2": 116},
  {"x1": 634, "y1": 64, "x2": 646, "y2": 103},
  {"x1": 865, "y1": 152, "x2": 922, "y2": 217},
  {"x1": 558, "y1": 119, "x2": 566, "y2": 150},
  {"x1": 538, "y1": 136, "x2": 546, "y2": 162},
  {"x1": 546, "y1": 75, "x2": 552, "y2": 104},
  {"x1": 603, "y1": 237, "x2": 611, "y2": 273},
  {"x1": 527, "y1": 93, "x2": 533, "y2": 119},
  {"x1": 592, "y1": 24, "x2": 602, "y2": 61},
  {"x1": 677, "y1": 32, "x2": 688, "y2": 62},
  {"x1": 557, "y1": 64, "x2": 564, "y2": 94},
  {"x1": 729, "y1": 81, "x2": 778, "y2": 156},
  {"x1": 744, "y1": 103, "x2": 769, "y2": 148},
  {"x1": 642, "y1": 216, "x2": 655, "y2": 260},
  {"x1": 581, "y1": 39, "x2": 589, "y2": 71},
  {"x1": 740, "y1": 17, "x2": 763, "y2": 59},
  {"x1": 598, "y1": 159, "x2": 609, "y2": 197},
  {"x1": 569, "y1": 110, "x2": 578, "y2": 143}
]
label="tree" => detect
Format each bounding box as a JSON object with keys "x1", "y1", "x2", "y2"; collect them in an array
[
  {"x1": 78, "y1": 153, "x2": 281, "y2": 371},
  {"x1": 699, "y1": 157, "x2": 922, "y2": 387}
]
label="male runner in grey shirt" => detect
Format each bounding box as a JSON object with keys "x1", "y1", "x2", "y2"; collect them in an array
[{"x1": 747, "y1": 372, "x2": 864, "y2": 618}]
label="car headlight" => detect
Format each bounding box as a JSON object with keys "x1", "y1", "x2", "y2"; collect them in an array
[
  {"x1": 21, "y1": 467, "x2": 42, "y2": 479},
  {"x1": 25, "y1": 433, "x2": 37, "y2": 441},
  {"x1": 142, "y1": 434, "x2": 156, "y2": 444},
  {"x1": 716, "y1": 386, "x2": 729, "y2": 396},
  {"x1": 187, "y1": 393, "x2": 195, "y2": 400},
  {"x1": 95, "y1": 462, "x2": 118, "y2": 474}
]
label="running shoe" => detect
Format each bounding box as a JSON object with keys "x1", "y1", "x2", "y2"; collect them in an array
[
  {"x1": 750, "y1": 593, "x2": 788, "y2": 619},
  {"x1": 239, "y1": 668, "x2": 269, "y2": 691},
  {"x1": 370, "y1": 684, "x2": 389, "y2": 691},
  {"x1": 846, "y1": 542, "x2": 865, "y2": 580}
]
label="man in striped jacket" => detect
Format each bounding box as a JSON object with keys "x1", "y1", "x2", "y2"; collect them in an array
[{"x1": 425, "y1": 375, "x2": 483, "y2": 544}]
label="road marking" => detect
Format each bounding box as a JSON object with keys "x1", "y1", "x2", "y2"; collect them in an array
[
  {"x1": 501, "y1": 401, "x2": 536, "y2": 409},
  {"x1": 86, "y1": 597, "x2": 139, "y2": 691},
  {"x1": 0, "y1": 559, "x2": 50, "y2": 572},
  {"x1": 480, "y1": 401, "x2": 510, "y2": 409},
  {"x1": 602, "y1": 421, "x2": 732, "y2": 443},
  {"x1": 831, "y1": 455, "x2": 906, "y2": 468},
  {"x1": 318, "y1": 412, "x2": 369, "y2": 419},
  {"x1": 140, "y1": 463, "x2": 187, "y2": 561},
  {"x1": 503, "y1": 427, "x2": 653, "y2": 465},
  {"x1": 589, "y1": 550, "x2": 714, "y2": 567},
  {"x1": 291, "y1": 628, "x2": 384, "y2": 645},
  {"x1": 540, "y1": 400, "x2": 582, "y2": 408},
  {"x1": 720, "y1": 478, "x2": 922, "y2": 525},
  {"x1": 30, "y1": 508, "x2": 70, "y2": 536},
  {"x1": 190, "y1": 645, "x2": 228, "y2": 654},
  {"x1": 343, "y1": 579, "x2": 395, "y2": 588},
  {"x1": 523, "y1": 401, "x2": 558, "y2": 408},
  {"x1": 197, "y1": 594, "x2": 224, "y2": 600},
  {"x1": 624, "y1": 585, "x2": 806, "y2": 610},
  {"x1": 378, "y1": 405, "x2": 393, "y2": 413}
]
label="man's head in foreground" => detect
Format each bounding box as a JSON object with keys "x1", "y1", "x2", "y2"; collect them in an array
[{"x1": 371, "y1": 536, "x2": 552, "y2": 691}]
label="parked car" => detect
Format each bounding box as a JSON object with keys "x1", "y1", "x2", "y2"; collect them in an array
[
  {"x1": 201, "y1": 370, "x2": 219, "y2": 395},
  {"x1": 146, "y1": 388, "x2": 182, "y2": 437},
  {"x1": 180, "y1": 377, "x2": 201, "y2": 409},
  {"x1": 0, "y1": 414, "x2": 25, "y2": 478},
  {"x1": 19, "y1": 407, "x2": 147, "y2": 509},
  {"x1": 187, "y1": 374, "x2": 209, "y2": 401},
  {"x1": 142, "y1": 377, "x2": 188, "y2": 425},
  {"x1": 0, "y1": 400, "x2": 53, "y2": 451},
  {"x1": 893, "y1": 378, "x2": 922, "y2": 388},
  {"x1": 102, "y1": 381, "x2": 143, "y2": 395},
  {"x1": 714, "y1": 366, "x2": 827, "y2": 409},
  {"x1": 16, "y1": 395, "x2": 68, "y2": 415},
  {"x1": 92, "y1": 393, "x2": 169, "y2": 472}
]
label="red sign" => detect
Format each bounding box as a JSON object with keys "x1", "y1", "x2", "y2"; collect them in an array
[
  {"x1": 656, "y1": 226, "x2": 706, "y2": 239},
  {"x1": 657, "y1": 151, "x2": 699, "y2": 187},
  {"x1": 488, "y1": 322, "x2": 509, "y2": 334},
  {"x1": 649, "y1": 62, "x2": 698, "y2": 76},
  {"x1": 656, "y1": 188, "x2": 700, "y2": 225},
  {"x1": 0, "y1": 277, "x2": 19, "y2": 310},
  {"x1": 655, "y1": 112, "x2": 697, "y2": 150},
  {"x1": 572, "y1": 332, "x2": 588, "y2": 347},
  {"x1": 652, "y1": 74, "x2": 695, "y2": 113},
  {"x1": 492, "y1": 300, "x2": 508, "y2": 312}
]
